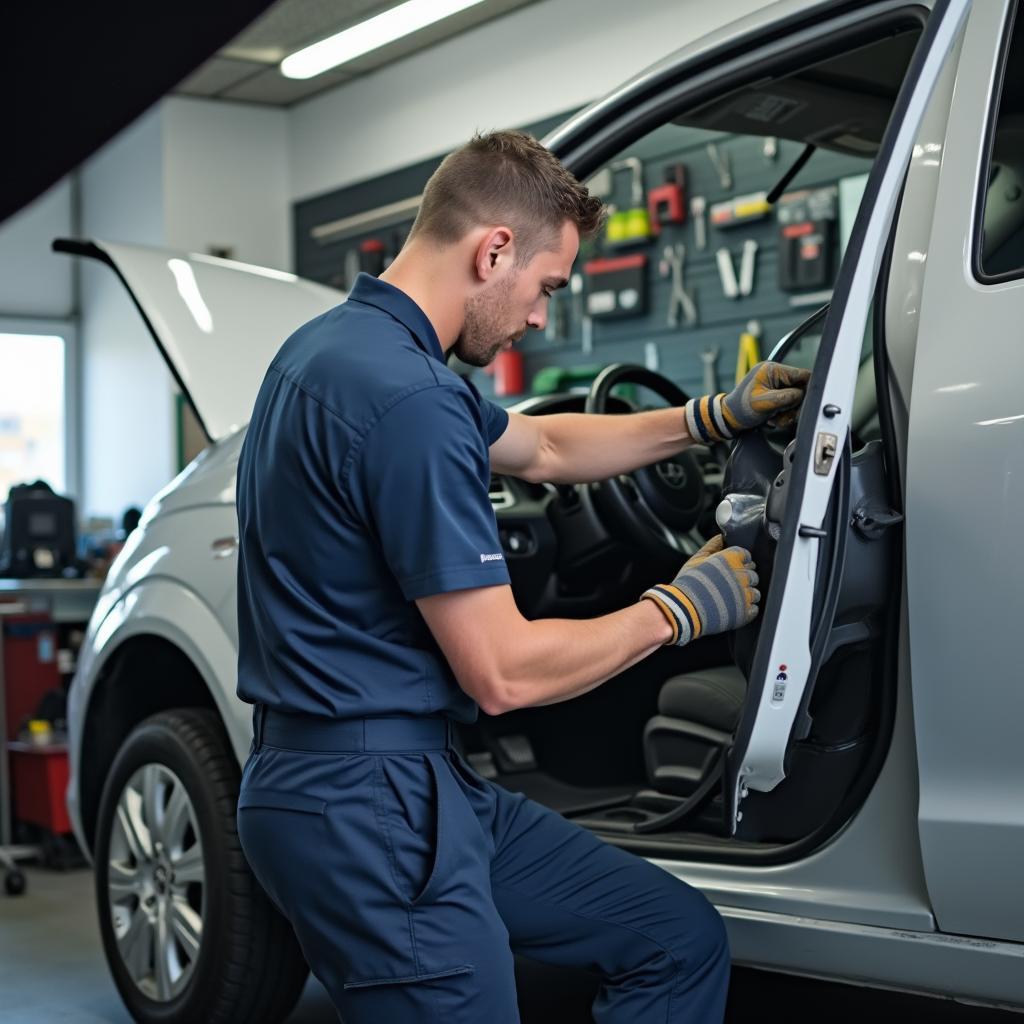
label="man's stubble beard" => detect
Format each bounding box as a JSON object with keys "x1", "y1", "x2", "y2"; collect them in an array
[{"x1": 453, "y1": 274, "x2": 522, "y2": 368}]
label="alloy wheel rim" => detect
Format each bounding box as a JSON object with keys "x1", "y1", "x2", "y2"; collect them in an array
[{"x1": 107, "y1": 763, "x2": 206, "y2": 1002}]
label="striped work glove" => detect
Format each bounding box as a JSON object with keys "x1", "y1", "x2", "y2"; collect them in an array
[
  {"x1": 641, "y1": 535, "x2": 760, "y2": 646},
  {"x1": 685, "y1": 361, "x2": 811, "y2": 443}
]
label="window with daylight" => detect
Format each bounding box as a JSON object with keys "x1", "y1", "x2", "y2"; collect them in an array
[{"x1": 0, "y1": 333, "x2": 66, "y2": 503}]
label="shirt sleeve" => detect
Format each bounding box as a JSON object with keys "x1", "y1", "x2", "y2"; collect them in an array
[
  {"x1": 461, "y1": 376, "x2": 509, "y2": 445},
  {"x1": 353, "y1": 385, "x2": 511, "y2": 601}
]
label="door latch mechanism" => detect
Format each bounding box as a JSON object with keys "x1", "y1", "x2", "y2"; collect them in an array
[{"x1": 813, "y1": 432, "x2": 838, "y2": 476}]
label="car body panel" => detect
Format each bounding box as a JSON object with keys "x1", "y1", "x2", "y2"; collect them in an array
[
  {"x1": 54, "y1": 239, "x2": 343, "y2": 441},
  {"x1": 62, "y1": 0, "x2": 1024, "y2": 1008},
  {"x1": 904, "y1": 0, "x2": 1024, "y2": 944}
]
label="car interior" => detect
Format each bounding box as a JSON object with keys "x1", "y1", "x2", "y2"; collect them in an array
[{"x1": 452, "y1": 8, "x2": 1024, "y2": 863}]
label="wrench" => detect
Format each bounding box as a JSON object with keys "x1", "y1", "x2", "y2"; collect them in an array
[{"x1": 701, "y1": 347, "x2": 720, "y2": 396}]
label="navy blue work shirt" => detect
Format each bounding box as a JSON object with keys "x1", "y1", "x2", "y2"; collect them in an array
[{"x1": 235, "y1": 273, "x2": 510, "y2": 723}]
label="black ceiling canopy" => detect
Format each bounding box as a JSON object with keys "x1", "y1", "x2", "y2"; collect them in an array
[{"x1": 3, "y1": 0, "x2": 277, "y2": 225}]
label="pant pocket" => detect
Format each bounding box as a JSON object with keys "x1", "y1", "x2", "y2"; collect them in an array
[
  {"x1": 342, "y1": 964, "x2": 474, "y2": 991},
  {"x1": 373, "y1": 754, "x2": 446, "y2": 907}
]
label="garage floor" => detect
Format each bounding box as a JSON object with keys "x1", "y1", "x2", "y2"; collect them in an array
[{"x1": 2, "y1": 866, "x2": 1019, "y2": 1023}]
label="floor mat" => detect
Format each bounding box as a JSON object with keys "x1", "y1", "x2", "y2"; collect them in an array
[{"x1": 493, "y1": 771, "x2": 637, "y2": 816}]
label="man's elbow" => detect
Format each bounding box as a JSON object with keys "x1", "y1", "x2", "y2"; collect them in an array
[
  {"x1": 462, "y1": 670, "x2": 518, "y2": 716},
  {"x1": 474, "y1": 679, "x2": 516, "y2": 716}
]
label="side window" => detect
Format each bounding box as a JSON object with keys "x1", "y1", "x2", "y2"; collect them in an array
[{"x1": 978, "y1": 5, "x2": 1024, "y2": 279}]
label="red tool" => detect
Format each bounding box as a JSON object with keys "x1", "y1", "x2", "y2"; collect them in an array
[{"x1": 647, "y1": 164, "x2": 687, "y2": 235}]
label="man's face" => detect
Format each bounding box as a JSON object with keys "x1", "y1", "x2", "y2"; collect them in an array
[{"x1": 454, "y1": 220, "x2": 579, "y2": 367}]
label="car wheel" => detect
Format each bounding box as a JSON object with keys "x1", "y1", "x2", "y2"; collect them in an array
[{"x1": 93, "y1": 708, "x2": 309, "y2": 1023}]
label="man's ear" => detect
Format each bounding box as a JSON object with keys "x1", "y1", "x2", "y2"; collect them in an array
[{"x1": 474, "y1": 226, "x2": 515, "y2": 282}]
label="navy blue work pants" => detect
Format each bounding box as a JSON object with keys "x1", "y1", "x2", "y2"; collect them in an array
[{"x1": 237, "y1": 710, "x2": 730, "y2": 1023}]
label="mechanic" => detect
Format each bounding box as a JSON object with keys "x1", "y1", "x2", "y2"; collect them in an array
[{"x1": 235, "y1": 130, "x2": 810, "y2": 1023}]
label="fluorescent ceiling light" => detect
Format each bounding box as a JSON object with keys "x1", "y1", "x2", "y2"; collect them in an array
[{"x1": 281, "y1": 0, "x2": 489, "y2": 80}]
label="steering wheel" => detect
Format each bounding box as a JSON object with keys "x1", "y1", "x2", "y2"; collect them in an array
[{"x1": 584, "y1": 364, "x2": 708, "y2": 561}]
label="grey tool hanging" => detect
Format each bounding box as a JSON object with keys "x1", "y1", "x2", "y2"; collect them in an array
[
  {"x1": 706, "y1": 144, "x2": 733, "y2": 191},
  {"x1": 701, "y1": 347, "x2": 720, "y2": 395},
  {"x1": 690, "y1": 195, "x2": 707, "y2": 251},
  {"x1": 660, "y1": 243, "x2": 698, "y2": 327}
]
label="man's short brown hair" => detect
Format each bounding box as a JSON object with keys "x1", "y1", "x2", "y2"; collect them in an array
[{"x1": 408, "y1": 130, "x2": 605, "y2": 265}]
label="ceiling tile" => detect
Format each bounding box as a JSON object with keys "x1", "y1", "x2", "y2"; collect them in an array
[
  {"x1": 221, "y1": 65, "x2": 353, "y2": 105},
  {"x1": 222, "y1": 0, "x2": 395, "y2": 63},
  {"x1": 341, "y1": 0, "x2": 537, "y2": 74},
  {"x1": 175, "y1": 57, "x2": 268, "y2": 98}
]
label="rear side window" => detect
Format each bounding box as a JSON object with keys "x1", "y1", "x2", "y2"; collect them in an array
[{"x1": 977, "y1": 4, "x2": 1024, "y2": 280}]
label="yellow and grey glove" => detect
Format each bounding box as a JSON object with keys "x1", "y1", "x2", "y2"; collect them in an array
[
  {"x1": 684, "y1": 361, "x2": 811, "y2": 443},
  {"x1": 641, "y1": 535, "x2": 760, "y2": 646}
]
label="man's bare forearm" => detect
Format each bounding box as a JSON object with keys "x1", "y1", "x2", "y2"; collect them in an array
[
  {"x1": 534, "y1": 407, "x2": 695, "y2": 484},
  {"x1": 496, "y1": 600, "x2": 673, "y2": 711}
]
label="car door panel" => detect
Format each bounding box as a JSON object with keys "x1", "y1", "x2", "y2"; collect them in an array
[{"x1": 726, "y1": 0, "x2": 972, "y2": 833}]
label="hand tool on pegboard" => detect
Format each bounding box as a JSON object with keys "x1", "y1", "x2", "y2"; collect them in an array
[
  {"x1": 706, "y1": 143, "x2": 733, "y2": 190},
  {"x1": 605, "y1": 158, "x2": 650, "y2": 245},
  {"x1": 690, "y1": 196, "x2": 707, "y2": 251},
  {"x1": 709, "y1": 192, "x2": 771, "y2": 230},
  {"x1": 735, "y1": 320, "x2": 762, "y2": 384},
  {"x1": 648, "y1": 163, "x2": 687, "y2": 235},
  {"x1": 738, "y1": 239, "x2": 759, "y2": 297},
  {"x1": 701, "y1": 347, "x2": 720, "y2": 396},
  {"x1": 659, "y1": 243, "x2": 698, "y2": 327},
  {"x1": 716, "y1": 246, "x2": 740, "y2": 300}
]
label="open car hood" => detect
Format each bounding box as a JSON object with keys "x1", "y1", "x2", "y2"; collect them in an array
[{"x1": 55, "y1": 239, "x2": 344, "y2": 442}]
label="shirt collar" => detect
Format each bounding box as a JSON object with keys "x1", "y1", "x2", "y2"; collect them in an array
[{"x1": 347, "y1": 273, "x2": 445, "y2": 363}]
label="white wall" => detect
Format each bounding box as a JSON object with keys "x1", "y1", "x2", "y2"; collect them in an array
[
  {"x1": 289, "y1": 0, "x2": 770, "y2": 202},
  {"x1": 163, "y1": 97, "x2": 291, "y2": 270},
  {"x1": 79, "y1": 107, "x2": 177, "y2": 523},
  {"x1": 72, "y1": 96, "x2": 292, "y2": 523},
  {"x1": 0, "y1": 179, "x2": 74, "y2": 318}
]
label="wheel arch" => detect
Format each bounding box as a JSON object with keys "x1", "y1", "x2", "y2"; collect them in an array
[{"x1": 73, "y1": 579, "x2": 249, "y2": 855}]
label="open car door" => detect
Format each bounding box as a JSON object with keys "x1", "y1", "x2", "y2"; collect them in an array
[{"x1": 723, "y1": 0, "x2": 971, "y2": 834}]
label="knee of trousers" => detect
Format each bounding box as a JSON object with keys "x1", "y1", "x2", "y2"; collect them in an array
[{"x1": 655, "y1": 885, "x2": 730, "y2": 980}]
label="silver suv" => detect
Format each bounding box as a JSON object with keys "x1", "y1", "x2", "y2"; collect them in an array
[{"x1": 61, "y1": 1, "x2": 1024, "y2": 1020}]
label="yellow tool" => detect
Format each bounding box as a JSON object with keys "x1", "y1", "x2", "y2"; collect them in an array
[{"x1": 736, "y1": 320, "x2": 762, "y2": 383}]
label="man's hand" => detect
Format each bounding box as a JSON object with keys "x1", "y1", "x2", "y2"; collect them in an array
[
  {"x1": 641, "y1": 535, "x2": 760, "y2": 646},
  {"x1": 684, "y1": 361, "x2": 811, "y2": 444}
]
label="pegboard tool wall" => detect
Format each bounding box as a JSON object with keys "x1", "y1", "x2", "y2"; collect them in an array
[{"x1": 293, "y1": 118, "x2": 872, "y2": 404}]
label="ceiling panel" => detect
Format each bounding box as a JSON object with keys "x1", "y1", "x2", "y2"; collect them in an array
[
  {"x1": 342, "y1": 0, "x2": 538, "y2": 74},
  {"x1": 222, "y1": 0, "x2": 395, "y2": 63},
  {"x1": 175, "y1": 0, "x2": 544, "y2": 107},
  {"x1": 175, "y1": 57, "x2": 267, "y2": 97},
  {"x1": 221, "y1": 65, "x2": 354, "y2": 104}
]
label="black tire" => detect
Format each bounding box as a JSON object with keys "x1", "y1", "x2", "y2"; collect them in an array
[
  {"x1": 93, "y1": 709, "x2": 309, "y2": 1023},
  {"x1": 5, "y1": 869, "x2": 26, "y2": 896}
]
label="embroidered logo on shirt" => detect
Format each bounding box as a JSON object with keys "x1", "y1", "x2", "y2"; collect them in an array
[{"x1": 480, "y1": 552, "x2": 504, "y2": 563}]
